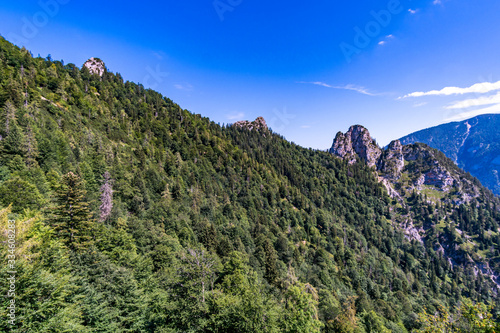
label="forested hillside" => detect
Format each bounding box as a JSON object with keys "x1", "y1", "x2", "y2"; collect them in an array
[{"x1": 0, "y1": 36, "x2": 499, "y2": 332}]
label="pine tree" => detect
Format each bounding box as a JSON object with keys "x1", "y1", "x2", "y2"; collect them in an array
[{"x1": 51, "y1": 172, "x2": 94, "y2": 251}]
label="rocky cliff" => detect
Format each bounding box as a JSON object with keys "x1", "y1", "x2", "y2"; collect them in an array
[
  {"x1": 331, "y1": 125, "x2": 483, "y2": 203},
  {"x1": 331, "y1": 125, "x2": 499, "y2": 286},
  {"x1": 330, "y1": 125, "x2": 381, "y2": 167},
  {"x1": 399, "y1": 114, "x2": 500, "y2": 196},
  {"x1": 83, "y1": 57, "x2": 106, "y2": 76},
  {"x1": 233, "y1": 116, "x2": 269, "y2": 132}
]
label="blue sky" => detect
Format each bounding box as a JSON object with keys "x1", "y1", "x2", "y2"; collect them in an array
[{"x1": 1, "y1": 0, "x2": 499, "y2": 148}]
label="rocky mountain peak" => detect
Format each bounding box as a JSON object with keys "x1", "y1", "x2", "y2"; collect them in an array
[
  {"x1": 330, "y1": 126, "x2": 483, "y2": 204},
  {"x1": 83, "y1": 57, "x2": 105, "y2": 76},
  {"x1": 378, "y1": 140, "x2": 405, "y2": 180},
  {"x1": 398, "y1": 114, "x2": 500, "y2": 196},
  {"x1": 233, "y1": 116, "x2": 268, "y2": 132},
  {"x1": 330, "y1": 125, "x2": 381, "y2": 167}
]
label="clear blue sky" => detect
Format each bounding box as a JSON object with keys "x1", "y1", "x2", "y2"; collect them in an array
[{"x1": 1, "y1": 0, "x2": 499, "y2": 148}]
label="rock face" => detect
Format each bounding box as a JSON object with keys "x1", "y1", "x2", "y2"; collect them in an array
[
  {"x1": 402, "y1": 144, "x2": 455, "y2": 191},
  {"x1": 233, "y1": 117, "x2": 268, "y2": 132},
  {"x1": 330, "y1": 126, "x2": 482, "y2": 202},
  {"x1": 378, "y1": 140, "x2": 405, "y2": 180},
  {"x1": 330, "y1": 125, "x2": 381, "y2": 167},
  {"x1": 83, "y1": 57, "x2": 106, "y2": 76},
  {"x1": 399, "y1": 114, "x2": 500, "y2": 196},
  {"x1": 331, "y1": 125, "x2": 493, "y2": 284}
]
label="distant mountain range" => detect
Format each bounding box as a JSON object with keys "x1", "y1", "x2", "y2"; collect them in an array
[{"x1": 398, "y1": 114, "x2": 500, "y2": 196}]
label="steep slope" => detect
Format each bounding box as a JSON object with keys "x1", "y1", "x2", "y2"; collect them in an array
[
  {"x1": 0, "y1": 36, "x2": 499, "y2": 332},
  {"x1": 398, "y1": 114, "x2": 500, "y2": 196},
  {"x1": 331, "y1": 125, "x2": 500, "y2": 288}
]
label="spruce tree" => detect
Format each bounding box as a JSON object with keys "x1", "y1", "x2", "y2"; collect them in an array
[{"x1": 51, "y1": 172, "x2": 94, "y2": 251}]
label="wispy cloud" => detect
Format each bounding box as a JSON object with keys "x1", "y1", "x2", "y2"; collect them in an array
[
  {"x1": 413, "y1": 102, "x2": 428, "y2": 107},
  {"x1": 402, "y1": 80, "x2": 500, "y2": 98},
  {"x1": 445, "y1": 92, "x2": 500, "y2": 109},
  {"x1": 174, "y1": 83, "x2": 193, "y2": 91},
  {"x1": 378, "y1": 34, "x2": 394, "y2": 46},
  {"x1": 445, "y1": 104, "x2": 500, "y2": 122},
  {"x1": 433, "y1": 0, "x2": 442, "y2": 5},
  {"x1": 403, "y1": 78, "x2": 500, "y2": 122},
  {"x1": 226, "y1": 112, "x2": 245, "y2": 120},
  {"x1": 408, "y1": 8, "x2": 418, "y2": 14},
  {"x1": 297, "y1": 81, "x2": 378, "y2": 96}
]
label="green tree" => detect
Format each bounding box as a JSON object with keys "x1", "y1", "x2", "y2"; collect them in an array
[
  {"x1": 281, "y1": 282, "x2": 323, "y2": 333},
  {"x1": 0, "y1": 207, "x2": 86, "y2": 332},
  {"x1": 0, "y1": 176, "x2": 44, "y2": 213},
  {"x1": 207, "y1": 252, "x2": 281, "y2": 332},
  {"x1": 167, "y1": 248, "x2": 221, "y2": 331},
  {"x1": 50, "y1": 172, "x2": 94, "y2": 251}
]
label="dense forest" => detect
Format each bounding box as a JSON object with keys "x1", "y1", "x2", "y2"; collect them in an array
[{"x1": 0, "y1": 36, "x2": 499, "y2": 332}]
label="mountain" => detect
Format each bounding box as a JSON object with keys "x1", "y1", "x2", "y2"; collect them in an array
[
  {"x1": 1, "y1": 36, "x2": 500, "y2": 332},
  {"x1": 398, "y1": 114, "x2": 500, "y2": 196},
  {"x1": 331, "y1": 125, "x2": 500, "y2": 283}
]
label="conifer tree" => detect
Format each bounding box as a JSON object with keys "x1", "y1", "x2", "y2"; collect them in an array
[{"x1": 51, "y1": 172, "x2": 94, "y2": 251}]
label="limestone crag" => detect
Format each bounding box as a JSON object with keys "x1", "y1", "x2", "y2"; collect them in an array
[
  {"x1": 399, "y1": 114, "x2": 500, "y2": 196},
  {"x1": 378, "y1": 140, "x2": 405, "y2": 180},
  {"x1": 330, "y1": 125, "x2": 381, "y2": 167},
  {"x1": 401, "y1": 144, "x2": 455, "y2": 191},
  {"x1": 233, "y1": 117, "x2": 269, "y2": 132},
  {"x1": 84, "y1": 57, "x2": 106, "y2": 77},
  {"x1": 330, "y1": 126, "x2": 481, "y2": 201}
]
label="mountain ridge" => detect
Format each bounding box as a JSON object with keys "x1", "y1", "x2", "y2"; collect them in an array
[
  {"x1": 330, "y1": 125, "x2": 499, "y2": 286},
  {"x1": 1, "y1": 36, "x2": 500, "y2": 332},
  {"x1": 398, "y1": 114, "x2": 500, "y2": 196}
]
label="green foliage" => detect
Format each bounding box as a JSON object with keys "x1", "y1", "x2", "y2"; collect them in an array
[
  {"x1": 281, "y1": 282, "x2": 323, "y2": 333},
  {"x1": 0, "y1": 207, "x2": 87, "y2": 332},
  {"x1": 0, "y1": 36, "x2": 499, "y2": 331},
  {"x1": 0, "y1": 176, "x2": 44, "y2": 212},
  {"x1": 416, "y1": 300, "x2": 499, "y2": 332},
  {"x1": 49, "y1": 172, "x2": 94, "y2": 251}
]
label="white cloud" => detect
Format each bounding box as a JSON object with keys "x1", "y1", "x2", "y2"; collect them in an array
[
  {"x1": 413, "y1": 102, "x2": 428, "y2": 107},
  {"x1": 378, "y1": 34, "x2": 394, "y2": 46},
  {"x1": 402, "y1": 80, "x2": 500, "y2": 98},
  {"x1": 444, "y1": 104, "x2": 500, "y2": 122},
  {"x1": 297, "y1": 81, "x2": 377, "y2": 96},
  {"x1": 174, "y1": 83, "x2": 193, "y2": 91},
  {"x1": 446, "y1": 92, "x2": 500, "y2": 109},
  {"x1": 226, "y1": 112, "x2": 245, "y2": 120},
  {"x1": 299, "y1": 81, "x2": 334, "y2": 88},
  {"x1": 433, "y1": 0, "x2": 442, "y2": 4},
  {"x1": 408, "y1": 8, "x2": 418, "y2": 14}
]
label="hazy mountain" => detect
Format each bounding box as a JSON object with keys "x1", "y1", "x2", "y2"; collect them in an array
[{"x1": 398, "y1": 114, "x2": 500, "y2": 196}]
